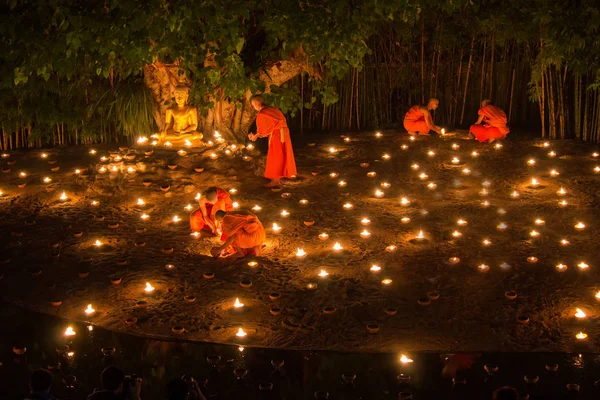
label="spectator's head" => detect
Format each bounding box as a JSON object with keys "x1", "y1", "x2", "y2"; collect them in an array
[
  {"x1": 166, "y1": 378, "x2": 188, "y2": 400},
  {"x1": 101, "y1": 366, "x2": 125, "y2": 393},
  {"x1": 30, "y1": 369, "x2": 53, "y2": 393},
  {"x1": 493, "y1": 386, "x2": 519, "y2": 400}
]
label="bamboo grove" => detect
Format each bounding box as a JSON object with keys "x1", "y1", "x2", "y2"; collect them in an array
[{"x1": 2, "y1": 0, "x2": 600, "y2": 149}]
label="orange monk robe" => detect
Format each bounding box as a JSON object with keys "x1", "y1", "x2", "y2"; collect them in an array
[
  {"x1": 403, "y1": 105, "x2": 430, "y2": 135},
  {"x1": 256, "y1": 106, "x2": 297, "y2": 180},
  {"x1": 220, "y1": 213, "x2": 266, "y2": 255},
  {"x1": 189, "y1": 187, "x2": 233, "y2": 232},
  {"x1": 469, "y1": 105, "x2": 510, "y2": 143}
]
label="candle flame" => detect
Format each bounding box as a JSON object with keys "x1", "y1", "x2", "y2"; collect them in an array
[
  {"x1": 576, "y1": 331, "x2": 588, "y2": 340},
  {"x1": 234, "y1": 298, "x2": 244, "y2": 308},
  {"x1": 575, "y1": 308, "x2": 587, "y2": 319},
  {"x1": 85, "y1": 304, "x2": 95, "y2": 315},
  {"x1": 400, "y1": 355, "x2": 414, "y2": 363},
  {"x1": 318, "y1": 269, "x2": 329, "y2": 277},
  {"x1": 172, "y1": 215, "x2": 180, "y2": 222},
  {"x1": 141, "y1": 213, "x2": 149, "y2": 220},
  {"x1": 381, "y1": 278, "x2": 393, "y2": 285},
  {"x1": 416, "y1": 230, "x2": 425, "y2": 239},
  {"x1": 144, "y1": 282, "x2": 155, "y2": 292},
  {"x1": 578, "y1": 262, "x2": 589, "y2": 270},
  {"x1": 252, "y1": 205, "x2": 262, "y2": 212},
  {"x1": 333, "y1": 242, "x2": 343, "y2": 251},
  {"x1": 370, "y1": 265, "x2": 381, "y2": 272},
  {"x1": 64, "y1": 326, "x2": 76, "y2": 336},
  {"x1": 235, "y1": 328, "x2": 247, "y2": 337},
  {"x1": 272, "y1": 223, "x2": 281, "y2": 232},
  {"x1": 296, "y1": 248, "x2": 307, "y2": 257},
  {"x1": 318, "y1": 232, "x2": 329, "y2": 240},
  {"x1": 94, "y1": 240, "x2": 102, "y2": 247},
  {"x1": 59, "y1": 191, "x2": 67, "y2": 200},
  {"x1": 360, "y1": 229, "x2": 371, "y2": 238}
]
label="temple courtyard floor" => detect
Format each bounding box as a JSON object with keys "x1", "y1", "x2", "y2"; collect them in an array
[{"x1": 1, "y1": 130, "x2": 599, "y2": 353}]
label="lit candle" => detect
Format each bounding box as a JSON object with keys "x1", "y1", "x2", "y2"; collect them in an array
[
  {"x1": 361, "y1": 218, "x2": 371, "y2": 225},
  {"x1": 272, "y1": 223, "x2": 281, "y2": 233},
  {"x1": 91, "y1": 201, "x2": 99, "y2": 206},
  {"x1": 137, "y1": 136, "x2": 148, "y2": 144},
  {"x1": 99, "y1": 167, "x2": 106, "y2": 173},
  {"x1": 457, "y1": 219, "x2": 467, "y2": 226},
  {"x1": 75, "y1": 169, "x2": 81, "y2": 174},
  {"x1": 409, "y1": 136, "x2": 415, "y2": 141},
  {"x1": 370, "y1": 265, "x2": 381, "y2": 272},
  {"x1": 530, "y1": 178, "x2": 539, "y2": 187},
  {"x1": 343, "y1": 203, "x2": 353, "y2": 210},
  {"x1": 144, "y1": 282, "x2": 155, "y2": 292},
  {"x1": 593, "y1": 152, "x2": 599, "y2": 157},
  {"x1": 480, "y1": 188, "x2": 489, "y2": 196},
  {"x1": 94, "y1": 240, "x2": 103, "y2": 247},
  {"x1": 401, "y1": 217, "x2": 411, "y2": 223},
  {"x1": 415, "y1": 230, "x2": 425, "y2": 240},
  {"x1": 344, "y1": 137, "x2": 351, "y2": 142},
  {"x1": 280, "y1": 210, "x2": 289, "y2": 217},
  {"x1": 89, "y1": 149, "x2": 97, "y2": 155},
  {"x1": 594, "y1": 166, "x2": 599, "y2": 173},
  {"x1": 111, "y1": 166, "x2": 118, "y2": 172},
  {"x1": 452, "y1": 230, "x2": 462, "y2": 238},
  {"x1": 172, "y1": 215, "x2": 180, "y2": 223},
  {"x1": 59, "y1": 191, "x2": 68, "y2": 200},
  {"x1": 449, "y1": 257, "x2": 460, "y2": 264},
  {"x1": 527, "y1": 256, "x2": 538, "y2": 263},
  {"x1": 400, "y1": 355, "x2": 414, "y2": 363},
  {"x1": 209, "y1": 153, "x2": 218, "y2": 159},
  {"x1": 576, "y1": 331, "x2": 588, "y2": 340},
  {"x1": 577, "y1": 262, "x2": 589, "y2": 270},
  {"x1": 478, "y1": 264, "x2": 490, "y2": 272},
  {"x1": 482, "y1": 238, "x2": 492, "y2": 246},
  {"x1": 511, "y1": 191, "x2": 519, "y2": 198},
  {"x1": 527, "y1": 159, "x2": 536, "y2": 166},
  {"x1": 328, "y1": 147, "x2": 337, "y2": 154},
  {"x1": 451, "y1": 157, "x2": 460, "y2": 164},
  {"x1": 596, "y1": 291, "x2": 600, "y2": 300},
  {"x1": 550, "y1": 169, "x2": 559, "y2": 177},
  {"x1": 229, "y1": 188, "x2": 237, "y2": 194},
  {"x1": 299, "y1": 199, "x2": 309, "y2": 205},
  {"x1": 296, "y1": 248, "x2": 307, "y2": 258},
  {"x1": 382, "y1": 153, "x2": 391, "y2": 160},
  {"x1": 560, "y1": 238, "x2": 570, "y2": 246},
  {"x1": 360, "y1": 229, "x2": 371, "y2": 238},
  {"x1": 184, "y1": 204, "x2": 192, "y2": 211},
  {"x1": 385, "y1": 245, "x2": 397, "y2": 252},
  {"x1": 400, "y1": 197, "x2": 411, "y2": 206},
  {"x1": 338, "y1": 180, "x2": 347, "y2": 187},
  {"x1": 252, "y1": 205, "x2": 262, "y2": 212},
  {"x1": 494, "y1": 143, "x2": 503, "y2": 149},
  {"x1": 427, "y1": 182, "x2": 437, "y2": 190},
  {"x1": 232, "y1": 202, "x2": 239, "y2": 209},
  {"x1": 497, "y1": 223, "x2": 508, "y2": 231},
  {"x1": 558, "y1": 200, "x2": 568, "y2": 207},
  {"x1": 530, "y1": 230, "x2": 540, "y2": 238},
  {"x1": 575, "y1": 222, "x2": 586, "y2": 231},
  {"x1": 318, "y1": 269, "x2": 329, "y2": 277},
  {"x1": 557, "y1": 187, "x2": 567, "y2": 196},
  {"x1": 381, "y1": 278, "x2": 392, "y2": 285},
  {"x1": 556, "y1": 263, "x2": 568, "y2": 271},
  {"x1": 367, "y1": 171, "x2": 377, "y2": 177},
  {"x1": 236, "y1": 328, "x2": 247, "y2": 337},
  {"x1": 85, "y1": 304, "x2": 95, "y2": 315},
  {"x1": 100, "y1": 156, "x2": 107, "y2": 162},
  {"x1": 411, "y1": 163, "x2": 419, "y2": 170},
  {"x1": 330, "y1": 172, "x2": 339, "y2": 178},
  {"x1": 471, "y1": 151, "x2": 479, "y2": 158},
  {"x1": 452, "y1": 143, "x2": 460, "y2": 150},
  {"x1": 380, "y1": 182, "x2": 391, "y2": 189},
  {"x1": 184, "y1": 139, "x2": 192, "y2": 147},
  {"x1": 534, "y1": 219, "x2": 545, "y2": 226},
  {"x1": 481, "y1": 201, "x2": 490, "y2": 207},
  {"x1": 114, "y1": 155, "x2": 122, "y2": 162},
  {"x1": 375, "y1": 132, "x2": 382, "y2": 138},
  {"x1": 19, "y1": 172, "x2": 26, "y2": 178},
  {"x1": 65, "y1": 326, "x2": 76, "y2": 336},
  {"x1": 462, "y1": 168, "x2": 471, "y2": 175},
  {"x1": 246, "y1": 143, "x2": 254, "y2": 150},
  {"x1": 333, "y1": 242, "x2": 343, "y2": 251},
  {"x1": 190, "y1": 232, "x2": 199, "y2": 237},
  {"x1": 141, "y1": 213, "x2": 149, "y2": 220},
  {"x1": 318, "y1": 232, "x2": 329, "y2": 240},
  {"x1": 543, "y1": 142, "x2": 550, "y2": 148},
  {"x1": 43, "y1": 177, "x2": 52, "y2": 183},
  {"x1": 374, "y1": 189, "x2": 384, "y2": 198},
  {"x1": 234, "y1": 298, "x2": 244, "y2": 309},
  {"x1": 401, "y1": 144, "x2": 409, "y2": 150}
]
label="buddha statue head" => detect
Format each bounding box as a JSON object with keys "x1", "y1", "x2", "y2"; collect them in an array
[{"x1": 173, "y1": 86, "x2": 190, "y2": 108}]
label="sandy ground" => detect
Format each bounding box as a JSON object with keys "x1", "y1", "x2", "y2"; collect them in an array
[{"x1": 1, "y1": 130, "x2": 600, "y2": 353}]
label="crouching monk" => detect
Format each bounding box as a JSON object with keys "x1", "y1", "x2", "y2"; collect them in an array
[
  {"x1": 248, "y1": 95, "x2": 297, "y2": 188},
  {"x1": 469, "y1": 99, "x2": 510, "y2": 143},
  {"x1": 210, "y1": 211, "x2": 266, "y2": 259},
  {"x1": 190, "y1": 187, "x2": 233, "y2": 234},
  {"x1": 403, "y1": 98, "x2": 442, "y2": 136}
]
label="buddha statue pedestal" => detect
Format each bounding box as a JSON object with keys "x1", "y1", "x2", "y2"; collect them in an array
[{"x1": 158, "y1": 86, "x2": 203, "y2": 147}]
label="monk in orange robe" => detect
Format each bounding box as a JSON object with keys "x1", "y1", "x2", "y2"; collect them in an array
[
  {"x1": 210, "y1": 211, "x2": 266, "y2": 259},
  {"x1": 403, "y1": 98, "x2": 442, "y2": 136},
  {"x1": 469, "y1": 99, "x2": 510, "y2": 143},
  {"x1": 189, "y1": 187, "x2": 233, "y2": 234},
  {"x1": 248, "y1": 95, "x2": 297, "y2": 187}
]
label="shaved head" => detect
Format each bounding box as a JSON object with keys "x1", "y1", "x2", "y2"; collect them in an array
[
  {"x1": 482, "y1": 99, "x2": 492, "y2": 107},
  {"x1": 427, "y1": 97, "x2": 439, "y2": 110}
]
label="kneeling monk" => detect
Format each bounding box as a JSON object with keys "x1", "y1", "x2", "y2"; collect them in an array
[
  {"x1": 469, "y1": 99, "x2": 510, "y2": 143},
  {"x1": 248, "y1": 95, "x2": 297, "y2": 188},
  {"x1": 190, "y1": 187, "x2": 233, "y2": 234},
  {"x1": 403, "y1": 98, "x2": 442, "y2": 136},
  {"x1": 210, "y1": 211, "x2": 266, "y2": 259}
]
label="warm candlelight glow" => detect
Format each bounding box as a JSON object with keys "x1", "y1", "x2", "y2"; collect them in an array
[
  {"x1": 419, "y1": 173, "x2": 429, "y2": 180},
  {"x1": 318, "y1": 269, "x2": 329, "y2": 277},
  {"x1": 343, "y1": 203, "x2": 353, "y2": 210},
  {"x1": 172, "y1": 215, "x2": 180, "y2": 223},
  {"x1": 440, "y1": 128, "x2": 446, "y2": 135},
  {"x1": 361, "y1": 218, "x2": 371, "y2": 225},
  {"x1": 471, "y1": 151, "x2": 479, "y2": 157},
  {"x1": 381, "y1": 278, "x2": 392, "y2": 285},
  {"x1": 427, "y1": 150, "x2": 436, "y2": 157},
  {"x1": 381, "y1": 182, "x2": 391, "y2": 188},
  {"x1": 511, "y1": 191, "x2": 519, "y2": 198},
  {"x1": 478, "y1": 264, "x2": 489, "y2": 272},
  {"x1": 370, "y1": 265, "x2": 381, "y2": 272},
  {"x1": 111, "y1": 166, "x2": 118, "y2": 172},
  {"x1": 457, "y1": 219, "x2": 467, "y2": 226},
  {"x1": 209, "y1": 153, "x2": 218, "y2": 159},
  {"x1": 59, "y1": 191, "x2": 68, "y2": 200},
  {"x1": 234, "y1": 298, "x2": 244, "y2": 308},
  {"x1": 19, "y1": 172, "x2": 26, "y2": 178},
  {"x1": 318, "y1": 232, "x2": 329, "y2": 240},
  {"x1": 575, "y1": 308, "x2": 587, "y2": 319},
  {"x1": 141, "y1": 213, "x2": 149, "y2": 220},
  {"x1": 462, "y1": 168, "x2": 471, "y2": 175},
  {"x1": 43, "y1": 177, "x2": 52, "y2": 183},
  {"x1": 184, "y1": 139, "x2": 192, "y2": 147},
  {"x1": 137, "y1": 136, "x2": 148, "y2": 144},
  {"x1": 578, "y1": 262, "x2": 589, "y2": 270},
  {"x1": 534, "y1": 218, "x2": 545, "y2": 226},
  {"x1": 497, "y1": 223, "x2": 508, "y2": 231},
  {"x1": 85, "y1": 304, "x2": 95, "y2": 315},
  {"x1": 382, "y1": 153, "x2": 390, "y2": 160},
  {"x1": 184, "y1": 204, "x2": 193, "y2": 211},
  {"x1": 416, "y1": 230, "x2": 425, "y2": 240},
  {"x1": 452, "y1": 230, "x2": 462, "y2": 238},
  {"x1": 374, "y1": 189, "x2": 384, "y2": 198},
  {"x1": 576, "y1": 331, "x2": 588, "y2": 340},
  {"x1": 280, "y1": 210, "x2": 289, "y2": 217},
  {"x1": 530, "y1": 178, "x2": 539, "y2": 187},
  {"x1": 367, "y1": 171, "x2": 377, "y2": 177},
  {"x1": 530, "y1": 230, "x2": 540, "y2": 238},
  {"x1": 89, "y1": 149, "x2": 97, "y2": 155},
  {"x1": 299, "y1": 199, "x2": 309, "y2": 205},
  {"x1": 560, "y1": 238, "x2": 570, "y2": 246},
  {"x1": 451, "y1": 157, "x2": 460, "y2": 164},
  {"x1": 400, "y1": 355, "x2": 414, "y2": 364},
  {"x1": 232, "y1": 201, "x2": 239, "y2": 209},
  {"x1": 94, "y1": 240, "x2": 102, "y2": 247},
  {"x1": 91, "y1": 200, "x2": 99, "y2": 206},
  {"x1": 596, "y1": 291, "x2": 600, "y2": 300},
  {"x1": 333, "y1": 242, "x2": 343, "y2": 251},
  {"x1": 144, "y1": 282, "x2": 155, "y2": 292},
  {"x1": 452, "y1": 143, "x2": 460, "y2": 150},
  {"x1": 527, "y1": 158, "x2": 536, "y2": 166},
  {"x1": 480, "y1": 188, "x2": 489, "y2": 196},
  {"x1": 236, "y1": 328, "x2": 247, "y2": 337},
  {"x1": 295, "y1": 248, "x2": 307, "y2": 258},
  {"x1": 272, "y1": 223, "x2": 281, "y2": 233},
  {"x1": 329, "y1": 172, "x2": 339, "y2": 178},
  {"x1": 411, "y1": 163, "x2": 419, "y2": 170},
  {"x1": 252, "y1": 205, "x2": 262, "y2": 212},
  {"x1": 338, "y1": 180, "x2": 347, "y2": 187},
  {"x1": 557, "y1": 187, "x2": 567, "y2": 196},
  {"x1": 595, "y1": 166, "x2": 600, "y2": 173},
  {"x1": 401, "y1": 217, "x2": 411, "y2": 223},
  {"x1": 385, "y1": 245, "x2": 397, "y2": 252},
  {"x1": 400, "y1": 197, "x2": 411, "y2": 206},
  {"x1": 556, "y1": 263, "x2": 568, "y2": 271},
  {"x1": 449, "y1": 257, "x2": 460, "y2": 264},
  {"x1": 328, "y1": 147, "x2": 337, "y2": 154},
  {"x1": 99, "y1": 167, "x2": 106, "y2": 173},
  {"x1": 427, "y1": 182, "x2": 437, "y2": 190},
  {"x1": 482, "y1": 238, "x2": 492, "y2": 246},
  {"x1": 575, "y1": 222, "x2": 586, "y2": 230},
  {"x1": 550, "y1": 169, "x2": 559, "y2": 177},
  {"x1": 401, "y1": 144, "x2": 409, "y2": 150},
  {"x1": 64, "y1": 326, "x2": 76, "y2": 336},
  {"x1": 75, "y1": 169, "x2": 81, "y2": 174},
  {"x1": 548, "y1": 150, "x2": 556, "y2": 157},
  {"x1": 543, "y1": 142, "x2": 550, "y2": 147},
  {"x1": 494, "y1": 143, "x2": 503, "y2": 149},
  {"x1": 375, "y1": 132, "x2": 382, "y2": 138},
  {"x1": 137, "y1": 198, "x2": 145, "y2": 206},
  {"x1": 360, "y1": 229, "x2": 371, "y2": 238}
]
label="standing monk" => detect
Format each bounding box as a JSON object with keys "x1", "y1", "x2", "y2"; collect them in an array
[
  {"x1": 469, "y1": 99, "x2": 510, "y2": 143},
  {"x1": 248, "y1": 95, "x2": 297, "y2": 187},
  {"x1": 210, "y1": 211, "x2": 266, "y2": 259},
  {"x1": 190, "y1": 187, "x2": 233, "y2": 234},
  {"x1": 403, "y1": 98, "x2": 442, "y2": 136}
]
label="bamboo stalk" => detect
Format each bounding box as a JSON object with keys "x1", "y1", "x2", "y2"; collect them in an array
[
  {"x1": 488, "y1": 35, "x2": 494, "y2": 99},
  {"x1": 480, "y1": 37, "x2": 487, "y2": 105},
  {"x1": 355, "y1": 68, "x2": 360, "y2": 130},
  {"x1": 508, "y1": 69, "x2": 516, "y2": 122},
  {"x1": 420, "y1": 19, "x2": 425, "y2": 104},
  {"x1": 460, "y1": 38, "x2": 475, "y2": 126}
]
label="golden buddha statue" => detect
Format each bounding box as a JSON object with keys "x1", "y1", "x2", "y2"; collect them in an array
[{"x1": 160, "y1": 86, "x2": 203, "y2": 145}]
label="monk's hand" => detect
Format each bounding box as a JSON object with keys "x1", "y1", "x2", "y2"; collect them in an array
[{"x1": 248, "y1": 133, "x2": 257, "y2": 142}]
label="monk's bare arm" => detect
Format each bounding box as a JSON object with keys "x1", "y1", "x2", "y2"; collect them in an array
[
  {"x1": 475, "y1": 114, "x2": 484, "y2": 125},
  {"x1": 422, "y1": 108, "x2": 441, "y2": 133}
]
